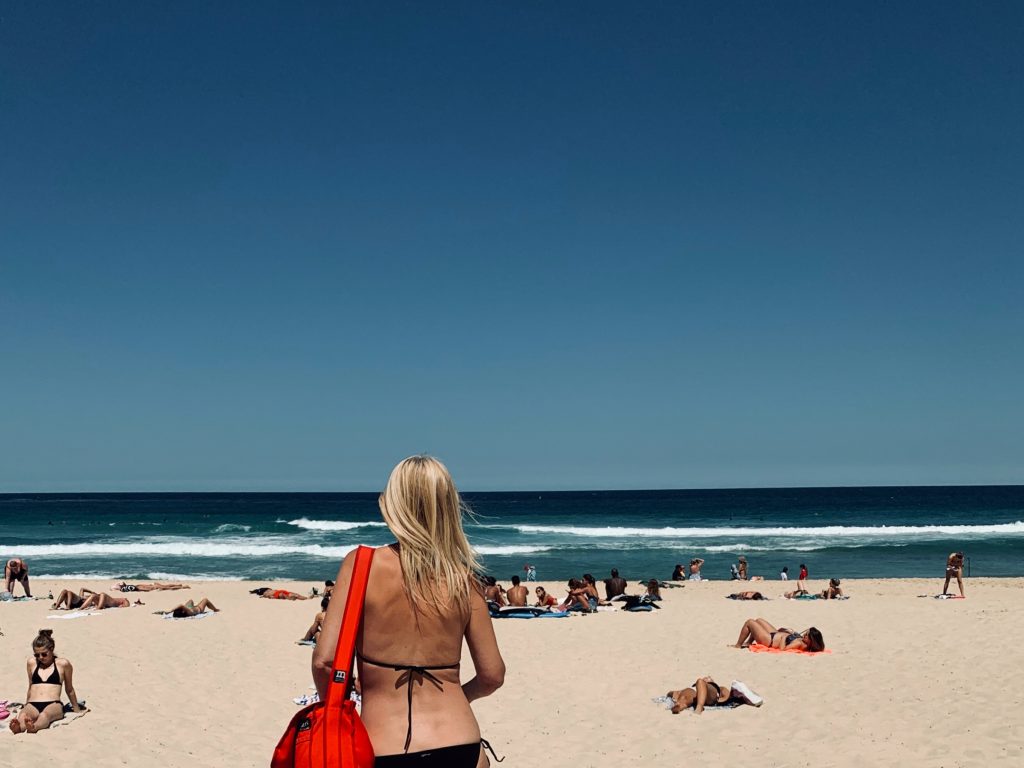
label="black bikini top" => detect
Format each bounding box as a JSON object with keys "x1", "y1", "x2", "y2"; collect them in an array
[
  {"x1": 31, "y1": 661, "x2": 62, "y2": 685},
  {"x1": 359, "y1": 655, "x2": 460, "y2": 753}
]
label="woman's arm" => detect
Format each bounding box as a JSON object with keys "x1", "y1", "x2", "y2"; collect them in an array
[
  {"x1": 462, "y1": 586, "x2": 505, "y2": 703},
  {"x1": 312, "y1": 550, "x2": 357, "y2": 701},
  {"x1": 61, "y1": 660, "x2": 82, "y2": 711}
]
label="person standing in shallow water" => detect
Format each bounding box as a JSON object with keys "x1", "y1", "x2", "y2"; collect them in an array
[{"x1": 313, "y1": 456, "x2": 505, "y2": 768}]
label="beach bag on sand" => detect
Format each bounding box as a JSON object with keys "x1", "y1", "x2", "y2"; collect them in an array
[{"x1": 271, "y1": 546, "x2": 375, "y2": 768}]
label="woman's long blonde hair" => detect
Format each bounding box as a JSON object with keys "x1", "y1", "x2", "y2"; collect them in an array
[{"x1": 379, "y1": 455, "x2": 480, "y2": 611}]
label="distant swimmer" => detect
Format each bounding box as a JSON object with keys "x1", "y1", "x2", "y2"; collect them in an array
[
  {"x1": 114, "y1": 582, "x2": 190, "y2": 592},
  {"x1": 943, "y1": 552, "x2": 966, "y2": 598},
  {"x1": 9, "y1": 629, "x2": 83, "y2": 734},
  {"x1": 249, "y1": 587, "x2": 309, "y2": 600},
  {"x1": 4, "y1": 558, "x2": 31, "y2": 597}
]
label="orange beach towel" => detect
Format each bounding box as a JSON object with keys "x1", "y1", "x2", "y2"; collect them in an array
[{"x1": 748, "y1": 642, "x2": 831, "y2": 655}]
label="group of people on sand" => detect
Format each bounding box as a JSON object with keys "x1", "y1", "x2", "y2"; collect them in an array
[
  {"x1": 482, "y1": 568, "x2": 663, "y2": 615},
  {"x1": 50, "y1": 582, "x2": 192, "y2": 611}
]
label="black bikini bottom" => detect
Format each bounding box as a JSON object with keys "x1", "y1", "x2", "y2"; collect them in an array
[
  {"x1": 27, "y1": 701, "x2": 61, "y2": 713},
  {"x1": 375, "y1": 742, "x2": 481, "y2": 767}
]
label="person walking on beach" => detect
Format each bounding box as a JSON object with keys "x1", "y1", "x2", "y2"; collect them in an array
[
  {"x1": 313, "y1": 456, "x2": 505, "y2": 767},
  {"x1": 4, "y1": 559, "x2": 31, "y2": 597},
  {"x1": 506, "y1": 575, "x2": 528, "y2": 607},
  {"x1": 603, "y1": 568, "x2": 627, "y2": 600},
  {"x1": 799, "y1": 563, "x2": 808, "y2": 581},
  {"x1": 523, "y1": 563, "x2": 537, "y2": 581},
  {"x1": 943, "y1": 552, "x2": 966, "y2": 598}
]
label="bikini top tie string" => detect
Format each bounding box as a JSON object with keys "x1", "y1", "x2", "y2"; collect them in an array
[{"x1": 359, "y1": 656, "x2": 460, "y2": 753}]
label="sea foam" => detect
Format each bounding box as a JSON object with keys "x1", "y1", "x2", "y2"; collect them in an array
[
  {"x1": 510, "y1": 521, "x2": 1024, "y2": 538},
  {"x1": 287, "y1": 518, "x2": 388, "y2": 531}
]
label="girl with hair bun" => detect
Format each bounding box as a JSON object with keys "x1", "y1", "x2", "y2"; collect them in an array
[{"x1": 9, "y1": 629, "x2": 83, "y2": 734}]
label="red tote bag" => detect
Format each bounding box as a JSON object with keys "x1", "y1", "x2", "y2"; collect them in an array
[{"x1": 271, "y1": 545, "x2": 376, "y2": 768}]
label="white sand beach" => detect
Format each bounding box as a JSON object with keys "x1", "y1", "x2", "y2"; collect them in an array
[{"x1": 2, "y1": 577, "x2": 1022, "y2": 767}]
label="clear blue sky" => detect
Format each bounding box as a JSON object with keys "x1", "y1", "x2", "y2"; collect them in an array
[{"x1": 2, "y1": 2, "x2": 1022, "y2": 491}]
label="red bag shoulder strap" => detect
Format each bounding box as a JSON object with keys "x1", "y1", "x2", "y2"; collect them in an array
[{"x1": 327, "y1": 544, "x2": 375, "y2": 706}]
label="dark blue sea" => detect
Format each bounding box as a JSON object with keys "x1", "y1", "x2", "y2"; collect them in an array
[{"x1": 1, "y1": 487, "x2": 1022, "y2": 582}]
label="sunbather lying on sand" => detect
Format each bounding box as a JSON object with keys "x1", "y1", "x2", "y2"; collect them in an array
[
  {"x1": 667, "y1": 676, "x2": 763, "y2": 714},
  {"x1": 160, "y1": 598, "x2": 219, "y2": 618},
  {"x1": 51, "y1": 589, "x2": 87, "y2": 610},
  {"x1": 727, "y1": 591, "x2": 766, "y2": 600},
  {"x1": 113, "y1": 582, "x2": 190, "y2": 592},
  {"x1": 250, "y1": 588, "x2": 309, "y2": 600},
  {"x1": 732, "y1": 618, "x2": 825, "y2": 651},
  {"x1": 78, "y1": 592, "x2": 142, "y2": 610}
]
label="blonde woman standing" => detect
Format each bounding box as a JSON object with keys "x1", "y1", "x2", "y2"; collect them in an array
[{"x1": 313, "y1": 456, "x2": 505, "y2": 768}]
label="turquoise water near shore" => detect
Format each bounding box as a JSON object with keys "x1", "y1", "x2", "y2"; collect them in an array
[{"x1": 1, "y1": 487, "x2": 1022, "y2": 581}]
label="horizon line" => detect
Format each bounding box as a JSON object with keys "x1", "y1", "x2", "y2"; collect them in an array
[{"x1": 1, "y1": 482, "x2": 1022, "y2": 495}]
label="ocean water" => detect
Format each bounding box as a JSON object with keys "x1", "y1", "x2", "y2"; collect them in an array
[{"x1": 1, "y1": 487, "x2": 1022, "y2": 582}]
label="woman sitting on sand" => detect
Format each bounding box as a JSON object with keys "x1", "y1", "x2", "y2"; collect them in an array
[
  {"x1": 159, "y1": 598, "x2": 219, "y2": 618},
  {"x1": 300, "y1": 597, "x2": 330, "y2": 642},
  {"x1": 78, "y1": 591, "x2": 142, "y2": 610},
  {"x1": 534, "y1": 586, "x2": 558, "y2": 608},
  {"x1": 556, "y1": 579, "x2": 594, "y2": 612},
  {"x1": 9, "y1": 629, "x2": 82, "y2": 734},
  {"x1": 821, "y1": 578, "x2": 843, "y2": 600},
  {"x1": 250, "y1": 587, "x2": 309, "y2": 600},
  {"x1": 732, "y1": 618, "x2": 825, "y2": 652},
  {"x1": 646, "y1": 579, "x2": 662, "y2": 601},
  {"x1": 114, "y1": 582, "x2": 190, "y2": 592},
  {"x1": 667, "y1": 676, "x2": 762, "y2": 714}
]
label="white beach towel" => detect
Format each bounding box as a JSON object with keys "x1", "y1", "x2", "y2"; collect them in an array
[{"x1": 47, "y1": 611, "x2": 101, "y2": 620}]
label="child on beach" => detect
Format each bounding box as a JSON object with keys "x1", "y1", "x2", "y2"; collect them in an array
[{"x1": 9, "y1": 629, "x2": 83, "y2": 734}]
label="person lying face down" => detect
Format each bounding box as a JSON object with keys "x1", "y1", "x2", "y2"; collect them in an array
[
  {"x1": 534, "y1": 586, "x2": 558, "y2": 608},
  {"x1": 727, "y1": 591, "x2": 765, "y2": 600},
  {"x1": 732, "y1": 617, "x2": 825, "y2": 652},
  {"x1": 249, "y1": 587, "x2": 309, "y2": 600},
  {"x1": 667, "y1": 676, "x2": 763, "y2": 714}
]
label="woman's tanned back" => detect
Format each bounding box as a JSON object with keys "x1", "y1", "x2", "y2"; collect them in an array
[{"x1": 357, "y1": 545, "x2": 480, "y2": 754}]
